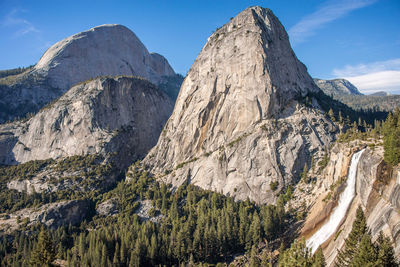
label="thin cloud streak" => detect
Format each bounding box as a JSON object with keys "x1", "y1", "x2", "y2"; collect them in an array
[
  {"x1": 1, "y1": 8, "x2": 50, "y2": 56},
  {"x1": 2, "y1": 9, "x2": 40, "y2": 37},
  {"x1": 289, "y1": 0, "x2": 377, "y2": 45},
  {"x1": 333, "y1": 58, "x2": 400, "y2": 76}
]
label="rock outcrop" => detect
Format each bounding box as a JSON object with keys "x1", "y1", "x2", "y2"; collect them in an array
[
  {"x1": 6, "y1": 154, "x2": 117, "y2": 194},
  {"x1": 0, "y1": 200, "x2": 91, "y2": 231},
  {"x1": 314, "y1": 78, "x2": 362, "y2": 96},
  {"x1": 144, "y1": 6, "x2": 336, "y2": 203},
  {"x1": 96, "y1": 198, "x2": 119, "y2": 216},
  {"x1": 0, "y1": 76, "x2": 173, "y2": 167},
  {"x1": 0, "y1": 24, "x2": 178, "y2": 123}
]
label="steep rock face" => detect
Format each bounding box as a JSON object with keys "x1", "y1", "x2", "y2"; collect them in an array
[
  {"x1": 302, "y1": 143, "x2": 400, "y2": 266},
  {"x1": 0, "y1": 24, "x2": 177, "y2": 123},
  {"x1": 0, "y1": 76, "x2": 173, "y2": 167},
  {"x1": 144, "y1": 6, "x2": 335, "y2": 203},
  {"x1": 314, "y1": 78, "x2": 362, "y2": 96}
]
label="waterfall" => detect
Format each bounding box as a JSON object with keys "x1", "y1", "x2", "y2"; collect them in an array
[{"x1": 306, "y1": 149, "x2": 365, "y2": 253}]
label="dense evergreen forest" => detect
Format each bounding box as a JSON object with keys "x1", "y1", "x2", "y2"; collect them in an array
[{"x1": 306, "y1": 90, "x2": 388, "y2": 125}]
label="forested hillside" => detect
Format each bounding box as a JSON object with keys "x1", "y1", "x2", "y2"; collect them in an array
[
  {"x1": 335, "y1": 94, "x2": 400, "y2": 112},
  {"x1": 1, "y1": 162, "x2": 291, "y2": 266}
]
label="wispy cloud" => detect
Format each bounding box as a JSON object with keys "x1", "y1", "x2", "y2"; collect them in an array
[
  {"x1": 333, "y1": 58, "x2": 400, "y2": 76},
  {"x1": 2, "y1": 9, "x2": 40, "y2": 37},
  {"x1": 289, "y1": 0, "x2": 377, "y2": 45},
  {"x1": 333, "y1": 58, "x2": 400, "y2": 94}
]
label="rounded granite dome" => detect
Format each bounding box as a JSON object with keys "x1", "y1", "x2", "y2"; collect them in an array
[{"x1": 34, "y1": 24, "x2": 175, "y2": 90}]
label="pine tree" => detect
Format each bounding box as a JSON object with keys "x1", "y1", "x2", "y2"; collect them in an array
[
  {"x1": 375, "y1": 231, "x2": 397, "y2": 267},
  {"x1": 312, "y1": 247, "x2": 326, "y2": 267},
  {"x1": 350, "y1": 233, "x2": 377, "y2": 266},
  {"x1": 78, "y1": 233, "x2": 85, "y2": 261},
  {"x1": 328, "y1": 108, "x2": 335, "y2": 122},
  {"x1": 149, "y1": 233, "x2": 158, "y2": 263},
  {"x1": 30, "y1": 227, "x2": 55, "y2": 267},
  {"x1": 250, "y1": 212, "x2": 261, "y2": 246},
  {"x1": 249, "y1": 245, "x2": 261, "y2": 267},
  {"x1": 101, "y1": 243, "x2": 108, "y2": 267},
  {"x1": 335, "y1": 206, "x2": 367, "y2": 266},
  {"x1": 383, "y1": 109, "x2": 400, "y2": 165},
  {"x1": 113, "y1": 242, "x2": 120, "y2": 266},
  {"x1": 120, "y1": 241, "x2": 126, "y2": 266},
  {"x1": 129, "y1": 249, "x2": 139, "y2": 267},
  {"x1": 278, "y1": 238, "x2": 313, "y2": 267},
  {"x1": 301, "y1": 163, "x2": 309, "y2": 183}
]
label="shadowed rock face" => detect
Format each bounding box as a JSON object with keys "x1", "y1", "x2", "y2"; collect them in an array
[
  {"x1": 0, "y1": 24, "x2": 177, "y2": 123},
  {"x1": 144, "y1": 6, "x2": 335, "y2": 204},
  {"x1": 0, "y1": 76, "x2": 173, "y2": 168}
]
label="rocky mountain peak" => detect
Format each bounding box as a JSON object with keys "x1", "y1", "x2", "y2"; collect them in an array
[
  {"x1": 34, "y1": 24, "x2": 175, "y2": 91},
  {"x1": 183, "y1": 6, "x2": 319, "y2": 117},
  {"x1": 144, "y1": 7, "x2": 334, "y2": 203}
]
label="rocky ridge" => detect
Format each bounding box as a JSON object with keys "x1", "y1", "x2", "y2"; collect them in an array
[
  {"x1": 144, "y1": 6, "x2": 336, "y2": 203},
  {"x1": 370, "y1": 91, "x2": 391, "y2": 96},
  {"x1": 0, "y1": 24, "x2": 178, "y2": 123}
]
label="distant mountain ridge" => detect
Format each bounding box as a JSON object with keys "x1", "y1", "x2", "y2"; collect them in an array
[
  {"x1": 370, "y1": 91, "x2": 391, "y2": 96},
  {"x1": 314, "y1": 78, "x2": 362, "y2": 96}
]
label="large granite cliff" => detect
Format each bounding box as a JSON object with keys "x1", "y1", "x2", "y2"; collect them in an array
[{"x1": 144, "y1": 6, "x2": 336, "y2": 203}]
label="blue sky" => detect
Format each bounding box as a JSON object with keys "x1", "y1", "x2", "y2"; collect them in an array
[{"x1": 0, "y1": 0, "x2": 399, "y2": 94}]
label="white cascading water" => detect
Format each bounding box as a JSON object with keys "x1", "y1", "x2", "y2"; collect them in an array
[{"x1": 306, "y1": 149, "x2": 365, "y2": 253}]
